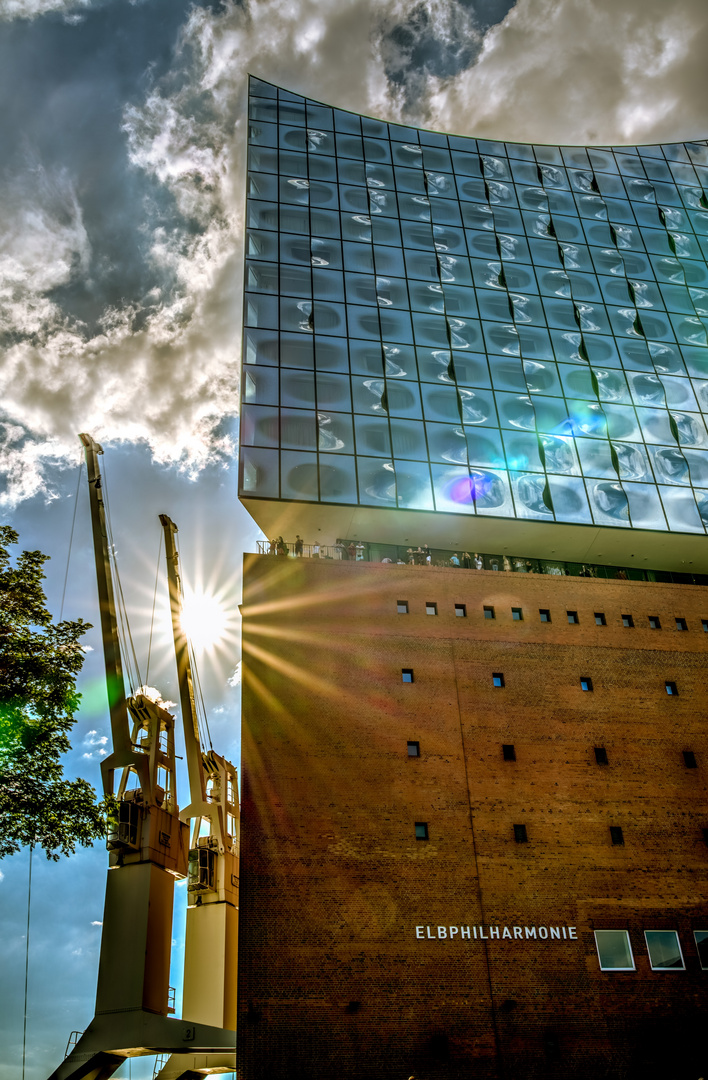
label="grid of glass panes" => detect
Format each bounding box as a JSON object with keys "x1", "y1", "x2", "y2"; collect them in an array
[{"x1": 241, "y1": 76, "x2": 708, "y2": 532}]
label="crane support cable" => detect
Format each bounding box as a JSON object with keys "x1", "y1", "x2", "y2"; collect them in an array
[
  {"x1": 145, "y1": 529, "x2": 163, "y2": 687},
  {"x1": 59, "y1": 457, "x2": 84, "y2": 622},
  {"x1": 101, "y1": 458, "x2": 142, "y2": 694}
]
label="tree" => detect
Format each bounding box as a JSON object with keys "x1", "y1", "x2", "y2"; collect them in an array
[{"x1": 0, "y1": 525, "x2": 110, "y2": 860}]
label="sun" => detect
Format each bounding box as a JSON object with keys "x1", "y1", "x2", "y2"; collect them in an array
[{"x1": 180, "y1": 588, "x2": 229, "y2": 653}]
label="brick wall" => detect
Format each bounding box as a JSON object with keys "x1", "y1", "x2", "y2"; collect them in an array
[{"x1": 238, "y1": 556, "x2": 708, "y2": 1080}]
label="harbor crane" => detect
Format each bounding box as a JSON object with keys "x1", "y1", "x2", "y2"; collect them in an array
[{"x1": 47, "y1": 435, "x2": 237, "y2": 1080}]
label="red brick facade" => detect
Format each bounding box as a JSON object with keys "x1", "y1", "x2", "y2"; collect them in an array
[{"x1": 239, "y1": 555, "x2": 708, "y2": 1080}]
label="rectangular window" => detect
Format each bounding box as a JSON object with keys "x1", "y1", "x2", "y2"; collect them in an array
[
  {"x1": 426, "y1": 602, "x2": 438, "y2": 616},
  {"x1": 694, "y1": 931, "x2": 708, "y2": 970},
  {"x1": 622, "y1": 614, "x2": 634, "y2": 627},
  {"x1": 702, "y1": 619, "x2": 708, "y2": 633},
  {"x1": 502, "y1": 744, "x2": 516, "y2": 761},
  {"x1": 492, "y1": 673, "x2": 505, "y2": 688},
  {"x1": 414, "y1": 821, "x2": 429, "y2": 840},
  {"x1": 397, "y1": 601, "x2": 409, "y2": 614},
  {"x1": 580, "y1": 677, "x2": 593, "y2": 692},
  {"x1": 455, "y1": 604, "x2": 467, "y2": 617},
  {"x1": 703, "y1": 828, "x2": 708, "y2": 846},
  {"x1": 595, "y1": 747, "x2": 609, "y2": 765},
  {"x1": 644, "y1": 930, "x2": 685, "y2": 970},
  {"x1": 594, "y1": 929, "x2": 635, "y2": 971},
  {"x1": 407, "y1": 741, "x2": 420, "y2": 757},
  {"x1": 567, "y1": 611, "x2": 579, "y2": 624},
  {"x1": 676, "y1": 617, "x2": 688, "y2": 631},
  {"x1": 484, "y1": 605, "x2": 495, "y2": 619},
  {"x1": 512, "y1": 607, "x2": 523, "y2": 621},
  {"x1": 683, "y1": 750, "x2": 697, "y2": 768},
  {"x1": 610, "y1": 825, "x2": 624, "y2": 846},
  {"x1": 665, "y1": 681, "x2": 678, "y2": 696},
  {"x1": 648, "y1": 615, "x2": 661, "y2": 629},
  {"x1": 539, "y1": 609, "x2": 551, "y2": 622},
  {"x1": 513, "y1": 823, "x2": 528, "y2": 843},
  {"x1": 594, "y1": 612, "x2": 606, "y2": 626},
  {"x1": 402, "y1": 669, "x2": 414, "y2": 683}
]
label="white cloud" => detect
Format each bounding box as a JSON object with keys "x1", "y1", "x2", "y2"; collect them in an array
[
  {"x1": 0, "y1": 0, "x2": 95, "y2": 21},
  {"x1": 227, "y1": 662, "x2": 241, "y2": 688},
  {"x1": 91, "y1": 920, "x2": 102, "y2": 926},
  {"x1": 84, "y1": 731, "x2": 108, "y2": 747}
]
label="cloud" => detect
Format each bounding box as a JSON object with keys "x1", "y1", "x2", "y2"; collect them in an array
[
  {"x1": 227, "y1": 662, "x2": 241, "y2": 688},
  {"x1": 0, "y1": 0, "x2": 95, "y2": 20},
  {"x1": 91, "y1": 920, "x2": 102, "y2": 926},
  {"x1": 3, "y1": 0, "x2": 708, "y2": 505},
  {"x1": 84, "y1": 731, "x2": 108, "y2": 747},
  {"x1": 427, "y1": 0, "x2": 708, "y2": 144}
]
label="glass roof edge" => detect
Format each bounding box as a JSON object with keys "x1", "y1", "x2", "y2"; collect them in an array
[{"x1": 247, "y1": 75, "x2": 708, "y2": 153}]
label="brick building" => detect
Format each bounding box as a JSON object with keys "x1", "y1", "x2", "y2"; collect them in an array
[{"x1": 237, "y1": 80, "x2": 708, "y2": 1078}]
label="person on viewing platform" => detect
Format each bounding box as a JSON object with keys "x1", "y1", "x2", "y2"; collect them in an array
[
  {"x1": 269, "y1": 538, "x2": 277, "y2": 555},
  {"x1": 474, "y1": 553, "x2": 483, "y2": 570},
  {"x1": 381, "y1": 557, "x2": 392, "y2": 563},
  {"x1": 450, "y1": 553, "x2": 460, "y2": 567},
  {"x1": 277, "y1": 536, "x2": 288, "y2": 556},
  {"x1": 462, "y1": 552, "x2": 472, "y2": 569},
  {"x1": 356, "y1": 543, "x2": 365, "y2": 561},
  {"x1": 407, "y1": 548, "x2": 415, "y2": 564},
  {"x1": 503, "y1": 556, "x2": 512, "y2": 572},
  {"x1": 312, "y1": 541, "x2": 320, "y2": 559},
  {"x1": 347, "y1": 542, "x2": 356, "y2": 560},
  {"x1": 294, "y1": 535, "x2": 303, "y2": 557}
]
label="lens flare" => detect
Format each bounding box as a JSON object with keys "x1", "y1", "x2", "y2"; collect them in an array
[{"x1": 181, "y1": 589, "x2": 229, "y2": 653}]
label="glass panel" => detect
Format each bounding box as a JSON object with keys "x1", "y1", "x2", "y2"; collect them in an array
[
  {"x1": 644, "y1": 930, "x2": 684, "y2": 970},
  {"x1": 694, "y1": 931, "x2": 708, "y2": 969},
  {"x1": 594, "y1": 930, "x2": 635, "y2": 970}
]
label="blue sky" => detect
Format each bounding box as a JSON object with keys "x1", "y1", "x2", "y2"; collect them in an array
[{"x1": 2, "y1": 0, "x2": 708, "y2": 1076}]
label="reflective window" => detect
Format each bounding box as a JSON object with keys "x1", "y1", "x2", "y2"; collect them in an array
[
  {"x1": 594, "y1": 930, "x2": 635, "y2": 971},
  {"x1": 644, "y1": 930, "x2": 685, "y2": 970}
]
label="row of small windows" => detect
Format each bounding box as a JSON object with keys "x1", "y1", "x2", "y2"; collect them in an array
[
  {"x1": 399, "y1": 600, "x2": 707, "y2": 631},
  {"x1": 402, "y1": 668, "x2": 682, "y2": 695},
  {"x1": 594, "y1": 929, "x2": 708, "y2": 972},
  {"x1": 408, "y1": 740, "x2": 698, "y2": 769},
  {"x1": 414, "y1": 821, "x2": 708, "y2": 849}
]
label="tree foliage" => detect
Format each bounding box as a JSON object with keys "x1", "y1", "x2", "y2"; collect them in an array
[{"x1": 0, "y1": 525, "x2": 109, "y2": 860}]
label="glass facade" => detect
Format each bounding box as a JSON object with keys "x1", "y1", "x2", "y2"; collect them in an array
[{"x1": 240, "y1": 76, "x2": 708, "y2": 536}]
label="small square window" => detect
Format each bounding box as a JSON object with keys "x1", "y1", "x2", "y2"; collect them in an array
[
  {"x1": 402, "y1": 669, "x2": 414, "y2": 683},
  {"x1": 594, "y1": 929, "x2": 635, "y2": 971},
  {"x1": 539, "y1": 609, "x2": 551, "y2": 623},
  {"x1": 580, "y1": 677, "x2": 593, "y2": 692},
  {"x1": 492, "y1": 673, "x2": 505, "y2": 688},
  {"x1": 648, "y1": 615, "x2": 661, "y2": 629},
  {"x1": 683, "y1": 750, "x2": 697, "y2": 769},
  {"x1": 693, "y1": 931, "x2": 708, "y2": 969},
  {"x1": 511, "y1": 607, "x2": 523, "y2": 621},
  {"x1": 702, "y1": 619, "x2": 708, "y2": 633},
  {"x1": 675, "y1": 617, "x2": 688, "y2": 631},
  {"x1": 644, "y1": 930, "x2": 684, "y2": 970},
  {"x1": 483, "y1": 605, "x2": 495, "y2": 619},
  {"x1": 502, "y1": 744, "x2": 516, "y2": 761},
  {"x1": 513, "y1": 823, "x2": 528, "y2": 843},
  {"x1": 567, "y1": 610, "x2": 579, "y2": 624},
  {"x1": 610, "y1": 825, "x2": 624, "y2": 846},
  {"x1": 594, "y1": 747, "x2": 608, "y2": 765},
  {"x1": 622, "y1": 614, "x2": 634, "y2": 628},
  {"x1": 455, "y1": 604, "x2": 467, "y2": 617},
  {"x1": 594, "y1": 612, "x2": 606, "y2": 626},
  {"x1": 407, "y1": 740, "x2": 420, "y2": 757},
  {"x1": 426, "y1": 602, "x2": 438, "y2": 616},
  {"x1": 397, "y1": 601, "x2": 409, "y2": 614},
  {"x1": 703, "y1": 827, "x2": 708, "y2": 846},
  {"x1": 415, "y1": 821, "x2": 428, "y2": 840},
  {"x1": 665, "y1": 681, "x2": 678, "y2": 696}
]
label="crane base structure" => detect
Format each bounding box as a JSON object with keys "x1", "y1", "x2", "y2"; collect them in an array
[{"x1": 48, "y1": 1012, "x2": 236, "y2": 1080}]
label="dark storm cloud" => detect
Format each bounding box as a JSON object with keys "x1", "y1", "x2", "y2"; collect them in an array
[{"x1": 379, "y1": 0, "x2": 515, "y2": 117}]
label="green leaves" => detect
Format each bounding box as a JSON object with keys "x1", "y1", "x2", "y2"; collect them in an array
[{"x1": 0, "y1": 526, "x2": 110, "y2": 860}]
